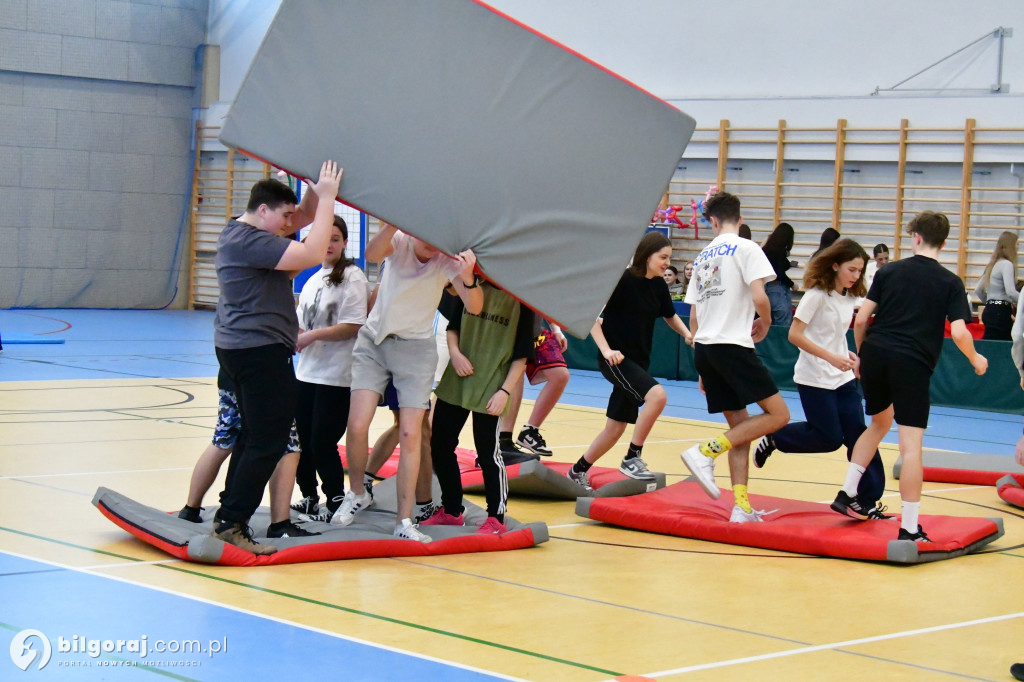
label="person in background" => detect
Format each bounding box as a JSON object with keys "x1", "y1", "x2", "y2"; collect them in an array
[
  {"x1": 811, "y1": 227, "x2": 841, "y2": 261},
  {"x1": 974, "y1": 231, "x2": 1019, "y2": 340},
  {"x1": 738, "y1": 224, "x2": 752, "y2": 240},
  {"x1": 762, "y1": 222, "x2": 796, "y2": 326},
  {"x1": 863, "y1": 243, "x2": 889, "y2": 292},
  {"x1": 663, "y1": 265, "x2": 685, "y2": 296}
]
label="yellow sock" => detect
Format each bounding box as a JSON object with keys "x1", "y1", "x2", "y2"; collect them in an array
[
  {"x1": 733, "y1": 484, "x2": 751, "y2": 513},
  {"x1": 699, "y1": 434, "x2": 732, "y2": 459}
]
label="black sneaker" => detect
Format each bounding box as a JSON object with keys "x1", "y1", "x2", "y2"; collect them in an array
[
  {"x1": 177, "y1": 505, "x2": 203, "y2": 523},
  {"x1": 517, "y1": 425, "x2": 553, "y2": 456},
  {"x1": 290, "y1": 496, "x2": 320, "y2": 516},
  {"x1": 753, "y1": 435, "x2": 776, "y2": 469},
  {"x1": 500, "y1": 438, "x2": 531, "y2": 458},
  {"x1": 830, "y1": 490, "x2": 871, "y2": 520},
  {"x1": 865, "y1": 502, "x2": 895, "y2": 520},
  {"x1": 300, "y1": 495, "x2": 344, "y2": 523},
  {"x1": 267, "y1": 521, "x2": 320, "y2": 538},
  {"x1": 501, "y1": 450, "x2": 540, "y2": 466},
  {"x1": 897, "y1": 525, "x2": 932, "y2": 542},
  {"x1": 1011, "y1": 662, "x2": 1024, "y2": 681}
]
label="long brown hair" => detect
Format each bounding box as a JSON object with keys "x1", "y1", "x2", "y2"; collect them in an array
[
  {"x1": 629, "y1": 231, "x2": 672, "y2": 277},
  {"x1": 803, "y1": 238, "x2": 869, "y2": 297},
  {"x1": 323, "y1": 216, "x2": 356, "y2": 286},
  {"x1": 980, "y1": 230, "x2": 1018, "y2": 290}
]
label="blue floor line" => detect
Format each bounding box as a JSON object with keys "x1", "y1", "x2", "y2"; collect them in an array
[{"x1": 0, "y1": 552, "x2": 509, "y2": 681}]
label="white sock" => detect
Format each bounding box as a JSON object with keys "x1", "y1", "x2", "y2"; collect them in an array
[
  {"x1": 901, "y1": 500, "x2": 920, "y2": 534},
  {"x1": 841, "y1": 463, "x2": 866, "y2": 497}
]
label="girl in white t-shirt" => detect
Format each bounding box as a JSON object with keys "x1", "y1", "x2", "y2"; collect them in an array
[
  {"x1": 752, "y1": 238, "x2": 890, "y2": 518},
  {"x1": 291, "y1": 216, "x2": 370, "y2": 521}
]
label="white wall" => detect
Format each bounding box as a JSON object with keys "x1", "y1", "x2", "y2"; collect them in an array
[{"x1": 205, "y1": 0, "x2": 1023, "y2": 131}]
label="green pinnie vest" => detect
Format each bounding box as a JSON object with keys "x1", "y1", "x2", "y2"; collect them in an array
[{"x1": 434, "y1": 284, "x2": 520, "y2": 414}]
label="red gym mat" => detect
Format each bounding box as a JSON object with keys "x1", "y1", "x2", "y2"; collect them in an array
[
  {"x1": 997, "y1": 475, "x2": 1024, "y2": 510},
  {"x1": 93, "y1": 478, "x2": 547, "y2": 567},
  {"x1": 893, "y1": 451, "x2": 1024, "y2": 486},
  {"x1": 576, "y1": 481, "x2": 1003, "y2": 564}
]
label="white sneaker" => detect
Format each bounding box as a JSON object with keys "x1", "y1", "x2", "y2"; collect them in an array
[
  {"x1": 329, "y1": 490, "x2": 373, "y2": 527},
  {"x1": 730, "y1": 506, "x2": 778, "y2": 523},
  {"x1": 394, "y1": 518, "x2": 432, "y2": 543},
  {"x1": 680, "y1": 444, "x2": 720, "y2": 499}
]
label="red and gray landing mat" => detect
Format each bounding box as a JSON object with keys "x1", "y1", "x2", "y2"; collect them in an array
[
  {"x1": 93, "y1": 478, "x2": 547, "y2": 567},
  {"x1": 575, "y1": 481, "x2": 1003, "y2": 564},
  {"x1": 344, "y1": 446, "x2": 664, "y2": 499},
  {"x1": 997, "y1": 475, "x2": 1024, "y2": 509},
  {"x1": 893, "y1": 450, "x2": 1024, "y2": 485}
]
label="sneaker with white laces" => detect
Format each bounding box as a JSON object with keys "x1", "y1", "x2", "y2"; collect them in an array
[
  {"x1": 566, "y1": 466, "x2": 593, "y2": 492},
  {"x1": 413, "y1": 500, "x2": 438, "y2": 524},
  {"x1": 420, "y1": 508, "x2": 466, "y2": 526},
  {"x1": 680, "y1": 445, "x2": 720, "y2": 499},
  {"x1": 394, "y1": 518, "x2": 432, "y2": 543},
  {"x1": 619, "y1": 455, "x2": 657, "y2": 480},
  {"x1": 517, "y1": 425, "x2": 552, "y2": 456},
  {"x1": 729, "y1": 505, "x2": 769, "y2": 523},
  {"x1": 300, "y1": 495, "x2": 344, "y2": 523},
  {"x1": 330, "y1": 490, "x2": 373, "y2": 527},
  {"x1": 830, "y1": 490, "x2": 871, "y2": 520},
  {"x1": 290, "y1": 495, "x2": 320, "y2": 516},
  {"x1": 476, "y1": 517, "x2": 507, "y2": 535},
  {"x1": 753, "y1": 435, "x2": 776, "y2": 469}
]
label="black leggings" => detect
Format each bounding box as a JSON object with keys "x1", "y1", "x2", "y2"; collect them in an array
[
  {"x1": 294, "y1": 381, "x2": 350, "y2": 501},
  {"x1": 216, "y1": 344, "x2": 298, "y2": 523},
  {"x1": 430, "y1": 398, "x2": 507, "y2": 521}
]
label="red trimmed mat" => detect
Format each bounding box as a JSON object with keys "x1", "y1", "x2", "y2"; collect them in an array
[
  {"x1": 575, "y1": 481, "x2": 1002, "y2": 564},
  {"x1": 93, "y1": 479, "x2": 547, "y2": 567},
  {"x1": 997, "y1": 475, "x2": 1024, "y2": 510},
  {"x1": 893, "y1": 451, "x2": 1024, "y2": 486},
  {"x1": 344, "y1": 446, "x2": 664, "y2": 499}
]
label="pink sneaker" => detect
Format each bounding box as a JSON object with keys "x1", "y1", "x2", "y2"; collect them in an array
[
  {"x1": 476, "y1": 517, "x2": 507, "y2": 535},
  {"x1": 419, "y1": 508, "x2": 465, "y2": 526}
]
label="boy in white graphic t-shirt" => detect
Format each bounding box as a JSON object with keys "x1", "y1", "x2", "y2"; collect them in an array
[{"x1": 680, "y1": 191, "x2": 790, "y2": 522}]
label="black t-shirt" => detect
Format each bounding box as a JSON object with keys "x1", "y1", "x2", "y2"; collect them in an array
[
  {"x1": 864, "y1": 255, "x2": 971, "y2": 369},
  {"x1": 600, "y1": 269, "x2": 676, "y2": 368},
  {"x1": 763, "y1": 246, "x2": 793, "y2": 289}
]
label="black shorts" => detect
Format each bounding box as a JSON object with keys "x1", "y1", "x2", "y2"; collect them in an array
[
  {"x1": 693, "y1": 343, "x2": 778, "y2": 414},
  {"x1": 598, "y1": 355, "x2": 659, "y2": 424},
  {"x1": 859, "y1": 341, "x2": 931, "y2": 428}
]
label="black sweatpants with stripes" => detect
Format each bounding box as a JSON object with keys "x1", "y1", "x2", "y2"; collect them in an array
[{"x1": 430, "y1": 398, "x2": 507, "y2": 522}]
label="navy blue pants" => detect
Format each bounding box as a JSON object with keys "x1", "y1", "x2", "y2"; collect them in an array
[{"x1": 771, "y1": 379, "x2": 885, "y2": 505}]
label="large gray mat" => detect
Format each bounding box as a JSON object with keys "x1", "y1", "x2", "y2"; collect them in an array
[
  {"x1": 94, "y1": 477, "x2": 547, "y2": 565},
  {"x1": 219, "y1": 0, "x2": 696, "y2": 337}
]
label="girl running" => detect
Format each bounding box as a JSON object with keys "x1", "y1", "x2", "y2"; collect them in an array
[
  {"x1": 753, "y1": 238, "x2": 889, "y2": 518},
  {"x1": 567, "y1": 231, "x2": 692, "y2": 490}
]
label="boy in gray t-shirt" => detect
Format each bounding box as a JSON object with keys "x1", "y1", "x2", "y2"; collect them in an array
[{"x1": 211, "y1": 161, "x2": 343, "y2": 555}]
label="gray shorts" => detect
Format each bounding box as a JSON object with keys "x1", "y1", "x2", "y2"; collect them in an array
[{"x1": 351, "y1": 327, "x2": 436, "y2": 410}]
